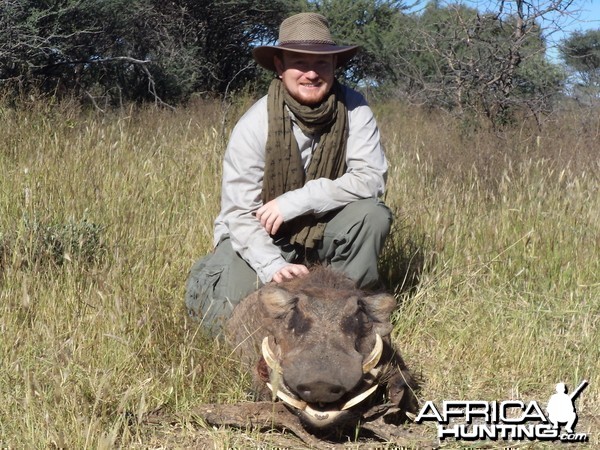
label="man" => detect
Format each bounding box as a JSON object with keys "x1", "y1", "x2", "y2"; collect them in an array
[{"x1": 185, "y1": 12, "x2": 392, "y2": 333}]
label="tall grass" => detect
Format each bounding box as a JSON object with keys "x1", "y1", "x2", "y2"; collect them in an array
[{"x1": 0, "y1": 97, "x2": 598, "y2": 448}]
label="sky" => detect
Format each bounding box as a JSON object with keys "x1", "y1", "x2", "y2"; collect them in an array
[{"x1": 563, "y1": 0, "x2": 600, "y2": 32}]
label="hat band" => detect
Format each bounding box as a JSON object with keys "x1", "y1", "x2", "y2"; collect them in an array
[{"x1": 280, "y1": 40, "x2": 337, "y2": 46}]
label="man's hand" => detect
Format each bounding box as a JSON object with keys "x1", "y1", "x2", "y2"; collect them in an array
[
  {"x1": 272, "y1": 264, "x2": 309, "y2": 283},
  {"x1": 256, "y1": 199, "x2": 285, "y2": 235}
]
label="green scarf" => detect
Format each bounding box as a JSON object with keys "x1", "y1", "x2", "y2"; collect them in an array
[{"x1": 262, "y1": 78, "x2": 348, "y2": 249}]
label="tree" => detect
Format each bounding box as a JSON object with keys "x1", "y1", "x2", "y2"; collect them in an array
[
  {"x1": 1, "y1": 0, "x2": 164, "y2": 106},
  {"x1": 0, "y1": 0, "x2": 301, "y2": 106},
  {"x1": 559, "y1": 28, "x2": 600, "y2": 103},
  {"x1": 0, "y1": 0, "x2": 579, "y2": 114},
  {"x1": 388, "y1": 1, "x2": 571, "y2": 127},
  {"x1": 167, "y1": 0, "x2": 304, "y2": 95}
]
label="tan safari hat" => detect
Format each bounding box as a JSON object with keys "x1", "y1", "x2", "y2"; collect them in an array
[{"x1": 252, "y1": 13, "x2": 359, "y2": 72}]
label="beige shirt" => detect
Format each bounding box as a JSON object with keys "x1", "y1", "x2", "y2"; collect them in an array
[{"x1": 214, "y1": 85, "x2": 388, "y2": 283}]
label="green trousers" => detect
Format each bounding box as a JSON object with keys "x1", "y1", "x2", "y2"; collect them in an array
[{"x1": 185, "y1": 198, "x2": 392, "y2": 333}]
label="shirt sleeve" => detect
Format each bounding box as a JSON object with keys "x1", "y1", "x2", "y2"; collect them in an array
[
  {"x1": 213, "y1": 96, "x2": 289, "y2": 283},
  {"x1": 276, "y1": 87, "x2": 388, "y2": 221}
]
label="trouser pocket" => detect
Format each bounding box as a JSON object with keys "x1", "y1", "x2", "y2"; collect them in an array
[{"x1": 185, "y1": 253, "x2": 229, "y2": 330}]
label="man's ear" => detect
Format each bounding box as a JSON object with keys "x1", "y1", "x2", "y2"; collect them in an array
[{"x1": 274, "y1": 53, "x2": 284, "y2": 77}]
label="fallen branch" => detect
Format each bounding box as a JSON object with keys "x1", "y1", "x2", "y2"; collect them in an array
[{"x1": 143, "y1": 401, "x2": 438, "y2": 448}]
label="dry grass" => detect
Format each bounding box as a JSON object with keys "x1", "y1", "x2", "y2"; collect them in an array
[{"x1": 0, "y1": 96, "x2": 598, "y2": 448}]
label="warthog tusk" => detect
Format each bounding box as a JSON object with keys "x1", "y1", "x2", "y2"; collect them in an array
[
  {"x1": 362, "y1": 333, "x2": 383, "y2": 374},
  {"x1": 261, "y1": 336, "x2": 283, "y2": 374},
  {"x1": 267, "y1": 382, "x2": 306, "y2": 410},
  {"x1": 340, "y1": 384, "x2": 379, "y2": 410}
]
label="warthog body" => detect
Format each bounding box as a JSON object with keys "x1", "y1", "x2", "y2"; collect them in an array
[{"x1": 226, "y1": 267, "x2": 418, "y2": 432}]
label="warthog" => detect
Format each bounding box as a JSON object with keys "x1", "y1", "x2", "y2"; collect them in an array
[{"x1": 226, "y1": 267, "x2": 418, "y2": 433}]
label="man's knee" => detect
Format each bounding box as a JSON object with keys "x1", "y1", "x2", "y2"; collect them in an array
[
  {"x1": 361, "y1": 199, "x2": 393, "y2": 235},
  {"x1": 184, "y1": 237, "x2": 260, "y2": 334},
  {"x1": 341, "y1": 199, "x2": 393, "y2": 238},
  {"x1": 318, "y1": 199, "x2": 392, "y2": 286}
]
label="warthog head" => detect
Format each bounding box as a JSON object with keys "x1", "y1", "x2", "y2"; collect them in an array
[{"x1": 227, "y1": 267, "x2": 417, "y2": 431}]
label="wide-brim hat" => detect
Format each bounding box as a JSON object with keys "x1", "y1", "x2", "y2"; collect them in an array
[{"x1": 253, "y1": 13, "x2": 359, "y2": 72}]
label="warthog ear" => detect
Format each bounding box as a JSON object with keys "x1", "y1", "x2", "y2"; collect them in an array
[
  {"x1": 360, "y1": 293, "x2": 396, "y2": 336},
  {"x1": 259, "y1": 286, "x2": 298, "y2": 319}
]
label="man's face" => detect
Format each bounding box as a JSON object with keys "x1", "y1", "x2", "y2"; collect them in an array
[{"x1": 274, "y1": 52, "x2": 336, "y2": 106}]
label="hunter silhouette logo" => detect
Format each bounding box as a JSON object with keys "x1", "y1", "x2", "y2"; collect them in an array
[
  {"x1": 415, "y1": 380, "x2": 589, "y2": 442},
  {"x1": 546, "y1": 380, "x2": 588, "y2": 435}
]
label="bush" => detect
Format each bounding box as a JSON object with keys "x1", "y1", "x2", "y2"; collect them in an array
[{"x1": 0, "y1": 216, "x2": 105, "y2": 272}]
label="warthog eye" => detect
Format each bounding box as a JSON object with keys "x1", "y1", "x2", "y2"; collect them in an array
[
  {"x1": 341, "y1": 306, "x2": 372, "y2": 337},
  {"x1": 287, "y1": 306, "x2": 312, "y2": 336}
]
